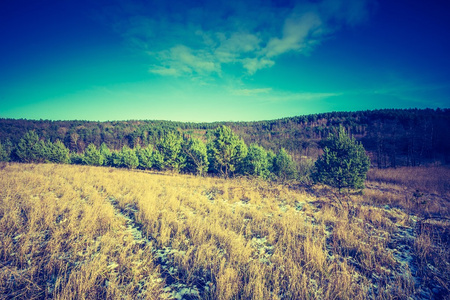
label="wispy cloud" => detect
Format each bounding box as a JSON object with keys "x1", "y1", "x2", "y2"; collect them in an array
[
  {"x1": 100, "y1": 0, "x2": 374, "y2": 76},
  {"x1": 231, "y1": 88, "x2": 272, "y2": 96},
  {"x1": 267, "y1": 91, "x2": 342, "y2": 102},
  {"x1": 229, "y1": 85, "x2": 341, "y2": 101},
  {"x1": 149, "y1": 45, "x2": 220, "y2": 76}
]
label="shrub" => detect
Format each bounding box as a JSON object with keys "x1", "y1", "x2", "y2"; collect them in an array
[
  {"x1": 135, "y1": 145, "x2": 153, "y2": 170},
  {"x1": 240, "y1": 144, "x2": 270, "y2": 178},
  {"x1": 313, "y1": 126, "x2": 370, "y2": 191},
  {"x1": 82, "y1": 144, "x2": 104, "y2": 166},
  {"x1": 120, "y1": 146, "x2": 139, "y2": 169},
  {"x1": 273, "y1": 148, "x2": 297, "y2": 181},
  {"x1": 15, "y1": 131, "x2": 47, "y2": 163},
  {"x1": 183, "y1": 138, "x2": 208, "y2": 175},
  {"x1": 207, "y1": 125, "x2": 247, "y2": 177}
]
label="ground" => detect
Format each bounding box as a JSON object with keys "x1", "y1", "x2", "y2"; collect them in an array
[{"x1": 0, "y1": 163, "x2": 449, "y2": 299}]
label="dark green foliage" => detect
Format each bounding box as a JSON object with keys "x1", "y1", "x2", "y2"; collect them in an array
[
  {"x1": 119, "y1": 146, "x2": 139, "y2": 169},
  {"x1": 266, "y1": 150, "x2": 276, "y2": 173},
  {"x1": 69, "y1": 152, "x2": 84, "y2": 165},
  {"x1": 135, "y1": 145, "x2": 153, "y2": 170},
  {"x1": 99, "y1": 143, "x2": 112, "y2": 166},
  {"x1": 0, "y1": 141, "x2": 11, "y2": 162},
  {"x1": 82, "y1": 144, "x2": 104, "y2": 166},
  {"x1": 150, "y1": 150, "x2": 165, "y2": 171},
  {"x1": 182, "y1": 138, "x2": 208, "y2": 175},
  {"x1": 273, "y1": 148, "x2": 297, "y2": 181},
  {"x1": 45, "y1": 140, "x2": 70, "y2": 164},
  {"x1": 240, "y1": 144, "x2": 270, "y2": 178},
  {"x1": 155, "y1": 132, "x2": 185, "y2": 172},
  {"x1": 207, "y1": 125, "x2": 248, "y2": 177},
  {"x1": 313, "y1": 126, "x2": 370, "y2": 191},
  {"x1": 15, "y1": 131, "x2": 47, "y2": 163},
  {"x1": 1, "y1": 108, "x2": 449, "y2": 167},
  {"x1": 109, "y1": 151, "x2": 123, "y2": 168}
]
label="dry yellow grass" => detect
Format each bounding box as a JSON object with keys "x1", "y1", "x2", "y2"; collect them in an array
[
  {"x1": 365, "y1": 166, "x2": 450, "y2": 217},
  {"x1": 1, "y1": 162, "x2": 448, "y2": 299}
]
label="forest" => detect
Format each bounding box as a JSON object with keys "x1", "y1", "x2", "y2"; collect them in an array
[{"x1": 1, "y1": 108, "x2": 449, "y2": 170}]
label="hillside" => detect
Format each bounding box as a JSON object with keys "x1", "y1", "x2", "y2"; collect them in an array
[
  {"x1": 1, "y1": 108, "x2": 450, "y2": 167},
  {"x1": 1, "y1": 163, "x2": 449, "y2": 299}
]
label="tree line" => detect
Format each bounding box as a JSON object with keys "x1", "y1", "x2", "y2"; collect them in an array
[
  {"x1": 1, "y1": 124, "x2": 372, "y2": 191},
  {"x1": 1, "y1": 108, "x2": 449, "y2": 167},
  {"x1": 0, "y1": 126, "x2": 300, "y2": 181}
]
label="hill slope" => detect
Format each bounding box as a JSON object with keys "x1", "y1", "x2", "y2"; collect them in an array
[
  {"x1": 2, "y1": 108, "x2": 450, "y2": 167},
  {"x1": 1, "y1": 163, "x2": 448, "y2": 299}
]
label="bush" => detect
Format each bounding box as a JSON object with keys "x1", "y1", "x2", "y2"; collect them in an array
[
  {"x1": 207, "y1": 125, "x2": 247, "y2": 177},
  {"x1": 273, "y1": 148, "x2": 297, "y2": 181},
  {"x1": 15, "y1": 131, "x2": 47, "y2": 163},
  {"x1": 156, "y1": 132, "x2": 185, "y2": 172},
  {"x1": 119, "y1": 146, "x2": 139, "y2": 169},
  {"x1": 0, "y1": 141, "x2": 11, "y2": 162},
  {"x1": 313, "y1": 126, "x2": 370, "y2": 191},
  {"x1": 46, "y1": 140, "x2": 70, "y2": 164},
  {"x1": 82, "y1": 144, "x2": 104, "y2": 166},
  {"x1": 240, "y1": 144, "x2": 270, "y2": 178},
  {"x1": 183, "y1": 138, "x2": 208, "y2": 175},
  {"x1": 135, "y1": 145, "x2": 153, "y2": 170}
]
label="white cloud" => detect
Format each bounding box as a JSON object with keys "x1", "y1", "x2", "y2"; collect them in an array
[
  {"x1": 149, "y1": 67, "x2": 180, "y2": 76},
  {"x1": 232, "y1": 88, "x2": 272, "y2": 96},
  {"x1": 265, "y1": 13, "x2": 322, "y2": 58},
  {"x1": 102, "y1": 0, "x2": 374, "y2": 76},
  {"x1": 267, "y1": 91, "x2": 341, "y2": 102},
  {"x1": 242, "y1": 58, "x2": 275, "y2": 74},
  {"x1": 149, "y1": 45, "x2": 221, "y2": 76}
]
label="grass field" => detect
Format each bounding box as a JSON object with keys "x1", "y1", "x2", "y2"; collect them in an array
[{"x1": 1, "y1": 163, "x2": 449, "y2": 299}]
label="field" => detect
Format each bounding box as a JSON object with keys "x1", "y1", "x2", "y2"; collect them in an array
[{"x1": 1, "y1": 163, "x2": 449, "y2": 299}]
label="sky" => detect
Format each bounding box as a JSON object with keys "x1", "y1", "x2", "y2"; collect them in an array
[{"x1": 0, "y1": 0, "x2": 449, "y2": 122}]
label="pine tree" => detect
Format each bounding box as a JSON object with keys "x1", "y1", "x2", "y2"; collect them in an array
[
  {"x1": 99, "y1": 143, "x2": 112, "y2": 166},
  {"x1": 82, "y1": 144, "x2": 104, "y2": 166},
  {"x1": 156, "y1": 132, "x2": 185, "y2": 172},
  {"x1": 135, "y1": 145, "x2": 153, "y2": 170},
  {"x1": 15, "y1": 131, "x2": 47, "y2": 163},
  {"x1": 240, "y1": 144, "x2": 270, "y2": 178},
  {"x1": 119, "y1": 145, "x2": 139, "y2": 169},
  {"x1": 207, "y1": 125, "x2": 247, "y2": 177},
  {"x1": 182, "y1": 137, "x2": 208, "y2": 175},
  {"x1": 0, "y1": 141, "x2": 11, "y2": 162},
  {"x1": 46, "y1": 140, "x2": 70, "y2": 164},
  {"x1": 273, "y1": 148, "x2": 297, "y2": 181},
  {"x1": 313, "y1": 126, "x2": 370, "y2": 192}
]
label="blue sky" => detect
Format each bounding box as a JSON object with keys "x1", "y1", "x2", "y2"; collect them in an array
[{"x1": 0, "y1": 0, "x2": 449, "y2": 122}]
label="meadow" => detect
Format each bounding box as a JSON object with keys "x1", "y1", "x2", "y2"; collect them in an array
[{"x1": 0, "y1": 163, "x2": 448, "y2": 299}]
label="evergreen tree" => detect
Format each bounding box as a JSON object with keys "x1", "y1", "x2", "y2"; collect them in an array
[
  {"x1": 119, "y1": 145, "x2": 139, "y2": 169},
  {"x1": 313, "y1": 126, "x2": 370, "y2": 191},
  {"x1": 266, "y1": 149, "x2": 276, "y2": 174},
  {"x1": 135, "y1": 145, "x2": 153, "y2": 170},
  {"x1": 46, "y1": 140, "x2": 70, "y2": 164},
  {"x1": 156, "y1": 132, "x2": 185, "y2": 172},
  {"x1": 99, "y1": 143, "x2": 112, "y2": 166},
  {"x1": 240, "y1": 144, "x2": 270, "y2": 178},
  {"x1": 273, "y1": 148, "x2": 297, "y2": 181},
  {"x1": 82, "y1": 144, "x2": 104, "y2": 166},
  {"x1": 109, "y1": 151, "x2": 123, "y2": 168},
  {"x1": 69, "y1": 152, "x2": 84, "y2": 165},
  {"x1": 182, "y1": 137, "x2": 208, "y2": 175},
  {"x1": 15, "y1": 131, "x2": 47, "y2": 163},
  {"x1": 151, "y1": 150, "x2": 165, "y2": 171},
  {"x1": 0, "y1": 141, "x2": 11, "y2": 162},
  {"x1": 207, "y1": 125, "x2": 248, "y2": 177}
]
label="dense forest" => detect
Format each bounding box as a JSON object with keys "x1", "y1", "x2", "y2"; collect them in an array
[{"x1": 1, "y1": 108, "x2": 449, "y2": 168}]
